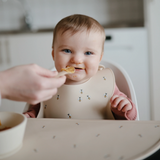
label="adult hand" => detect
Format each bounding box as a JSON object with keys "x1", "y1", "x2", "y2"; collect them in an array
[{"x1": 0, "y1": 64, "x2": 66, "y2": 104}]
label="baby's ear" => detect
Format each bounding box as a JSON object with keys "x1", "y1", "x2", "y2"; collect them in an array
[{"x1": 51, "y1": 49, "x2": 54, "y2": 60}]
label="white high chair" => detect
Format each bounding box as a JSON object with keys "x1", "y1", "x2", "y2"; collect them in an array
[{"x1": 100, "y1": 59, "x2": 139, "y2": 120}]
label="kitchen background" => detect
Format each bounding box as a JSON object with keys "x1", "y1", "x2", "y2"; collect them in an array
[
  {"x1": 0, "y1": 0, "x2": 144, "y2": 31},
  {"x1": 0, "y1": 0, "x2": 160, "y2": 121}
]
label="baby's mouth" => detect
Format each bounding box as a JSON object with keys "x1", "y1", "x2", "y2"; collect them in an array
[
  {"x1": 66, "y1": 66, "x2": 85, "y2": 71},
  {"x1": 74, "y1": 67, "x2": 85, "y2": 70}
]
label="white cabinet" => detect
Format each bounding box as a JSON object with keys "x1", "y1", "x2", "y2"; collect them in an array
[
  {"x1": 103, "y1": 28, "x2": 150, "y2": 120},
  {"x1": 0, "y1": 35, "x2": 12, "y2": 71},
  {"x1": 144, "y1": 0, "x2": 160, "y2": 120},
  {"x1": 0, "y1": 32, "x2": 54, "y2": 113},
  {"x1": 1, "y1": 32, "x2": 54, "y2": 70}
]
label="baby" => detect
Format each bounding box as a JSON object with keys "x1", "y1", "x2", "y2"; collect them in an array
[{"x1": 24, "y1": 14, "x2": 137, "y2": 120}]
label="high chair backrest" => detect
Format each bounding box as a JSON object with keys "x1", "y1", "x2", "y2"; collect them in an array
[{"x1": 100, "y1": 59, "x2": 139, "y2": 120}]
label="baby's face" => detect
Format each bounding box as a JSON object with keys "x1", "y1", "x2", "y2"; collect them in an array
[{"x1": 52, "y1": 30, "x2": 103, "y2": 84}]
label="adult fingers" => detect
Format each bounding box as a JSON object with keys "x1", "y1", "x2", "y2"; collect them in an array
[
  {"x1": 28, "y1": 88, "x2": 58, "y2": 104},
  {"x1": 25, "y1": 76, "x2": 66, "y2": 104},
  {"x1": 50, "y1": 76, "x2": 66, "y2": 88},
  {"x1": 37, "y1": 75, "x2": 66, "y2": 90},
  {"x1": 32, "y1": 64, "x2": 58, "y2": 78}
]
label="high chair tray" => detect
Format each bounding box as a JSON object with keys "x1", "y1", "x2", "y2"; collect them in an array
[{"x1": 2, "y1": 119, "x2": 160, "y2": 160}]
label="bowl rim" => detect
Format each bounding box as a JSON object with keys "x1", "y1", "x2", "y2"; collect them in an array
[{"x1": 0, "y1": 112, "x2": 27, "y2": 134}]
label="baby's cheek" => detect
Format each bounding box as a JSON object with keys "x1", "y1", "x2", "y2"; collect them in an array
[{"x1": 88, "y1": 67, "x2": 98, "y2": 76}]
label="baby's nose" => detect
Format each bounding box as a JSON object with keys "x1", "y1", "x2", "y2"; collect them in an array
[{"x1": 71, "y1": 56, "x2": 83, "y2": 64}]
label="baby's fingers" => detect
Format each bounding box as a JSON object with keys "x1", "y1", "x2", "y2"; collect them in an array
[
  {"x1": 24, "y1": 113, "x2": 31, "y2": 118},
  {"x1": 110, "y1": 95, "x2": 119, "y2": 103},
  {"x1": 117, "y1": 99, "x2": 130, "y2": 111},
  {"x1": 110, "y1": 96, "x2": 124, "y2": 108},
  {"x1": 121, "y1": 103, "x2": 132, "y2": 112}
]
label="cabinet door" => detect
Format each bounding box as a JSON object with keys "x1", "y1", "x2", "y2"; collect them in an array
[
  {"x1": 8, "y1": 32, "x2": 54, "y2": 69},
  {"x1": 0, "y1": 35, "x2": 12, "y2": 71},
  {"x1": 103, "y1": 28, "x2": 150, "y2": 120},
  {"x1": 145, "y1": 0, "x2": 160, "y2": 120}
]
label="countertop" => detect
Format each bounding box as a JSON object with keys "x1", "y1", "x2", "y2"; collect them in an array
[{"x1": 0, "y1": 21, "x2": 144, "y2": 35}]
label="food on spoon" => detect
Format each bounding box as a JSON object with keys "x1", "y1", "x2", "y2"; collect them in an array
[
  {"x1": 61, "y1": 66, "x2": 75, "y2": 73},
  {"x1": 56, "y1": 66, "x2": 75, "y2": 77}
]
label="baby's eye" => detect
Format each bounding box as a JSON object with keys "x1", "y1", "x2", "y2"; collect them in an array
[
  {"x1": 63, "y1": 49, "x2": 71, "y2": 53},
  {"x1": 85, "y1": 51, "x2": 92, "y2": 55}
]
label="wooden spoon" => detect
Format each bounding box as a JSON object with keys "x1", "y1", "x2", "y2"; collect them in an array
[{"x1": 56, "y1": 66, "x2": 75, "y2": 78}]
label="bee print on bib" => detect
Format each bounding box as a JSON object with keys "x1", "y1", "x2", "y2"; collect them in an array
[
  {"x1": 104, "y1": 93, "x2": 107, "y2": 98},
  {"x1": 87, "y1": 95, "x2": 91, "y2": 100},
  {"x1": 68, "y1": 114, "x2": 71, "y2": 118},
  {"x1": 57, "y1": 95, "x2": 60, "y2": 100}
]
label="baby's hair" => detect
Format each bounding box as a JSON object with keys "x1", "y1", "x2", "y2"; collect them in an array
[{"x1": 52, "y1": 14, "x2": 105, "y2": 50}]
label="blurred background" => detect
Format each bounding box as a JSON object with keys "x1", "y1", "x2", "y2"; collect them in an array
[{"x1": 0, "y1": 0, "x2": 159, "y2": 120}]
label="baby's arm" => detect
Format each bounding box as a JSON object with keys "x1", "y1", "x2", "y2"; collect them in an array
[
  {"x1": 23, "y1": 103, "x2": 40, "y2": 118},
  {"x1": 110, "y1": 85, "x2": 137, "y2": 120}
]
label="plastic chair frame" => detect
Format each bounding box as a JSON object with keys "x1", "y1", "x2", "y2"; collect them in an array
[{"x1": 100, "y1": 59, "x2": 139, "y2": 120}]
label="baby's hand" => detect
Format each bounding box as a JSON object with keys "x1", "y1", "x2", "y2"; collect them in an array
[
  {"x1": 110, "y1": 95, "x2": 132, "y2": 112},
  {"x1": 24, "y1": 113, "x2": 31, "y2": 118}
]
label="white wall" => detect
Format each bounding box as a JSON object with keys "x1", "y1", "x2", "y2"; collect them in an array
[{"x1": 0, "y1": 0, "x2": 144, "y2": 31}]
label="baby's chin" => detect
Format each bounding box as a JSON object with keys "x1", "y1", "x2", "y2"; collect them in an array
[{"x1": 65, "y1": 75, "x2": 90, "y2": 85}]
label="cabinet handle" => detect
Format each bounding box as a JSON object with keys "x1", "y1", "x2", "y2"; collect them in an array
[
  {"x1": 0, "y1": 41, "x2": 2, "y2": 65},
  {"x1": 105, "y1": 35, "x2": 112, "y2": 41},
  {"x1": 5, "y1": 40, "x2": 11, "y2": 64}
]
